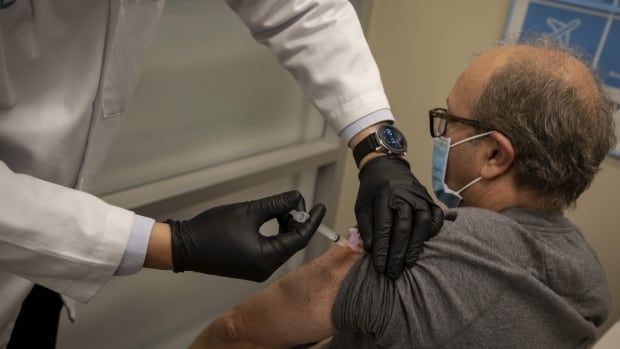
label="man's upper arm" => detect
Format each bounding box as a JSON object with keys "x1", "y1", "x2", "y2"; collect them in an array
[
  {"x1": 330, "y1": 216, "x2": 513, "y2": 348},
  {"x1": 229, "y1": 245, "x2": 361, "y2": 347},
  {"x1": 276, "y1": 245, "x2": 360, "y2": 333}
]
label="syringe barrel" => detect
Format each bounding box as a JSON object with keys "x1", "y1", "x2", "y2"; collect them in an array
[{"x1": 317, "y1": 224, "x2": 339, "y2": 242}]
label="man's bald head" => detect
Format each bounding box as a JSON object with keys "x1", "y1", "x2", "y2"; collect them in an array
[
  {"x1": 455, "y1": 39, "x2": 615, "y2": 209},
  {"x1": 448, "y1": 39, "x2": 615, "y2": 209},
  {"x1": 454, "y1": 44, "x2": 602, "y2": 117}
]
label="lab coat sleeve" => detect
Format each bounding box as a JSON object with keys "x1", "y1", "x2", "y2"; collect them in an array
[
  {"x1": 340, "y1": 109, "x2": 393, "y2": 143},
  {"x1": 226, "y1": 0, "x2": 394, "y2": 139},
  {"x1": 115, "y1": 215, "x2": 155, "y2": 276},
  {"x1": 0, "y1": 161, "x2": 134, "y2": 303}
]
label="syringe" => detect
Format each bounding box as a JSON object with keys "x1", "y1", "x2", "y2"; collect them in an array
[{"x1": 289, "y1": 209, "x2": 343, "y2": 244}]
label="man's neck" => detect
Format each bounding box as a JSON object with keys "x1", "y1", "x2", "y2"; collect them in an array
[{"x1": 463, "y1": 178, "x2": 542, "y2": 212}]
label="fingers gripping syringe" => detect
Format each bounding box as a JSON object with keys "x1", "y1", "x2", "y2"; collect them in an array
[{"x1": 289, "y1": 209, "x2": 344, "y2": 245}]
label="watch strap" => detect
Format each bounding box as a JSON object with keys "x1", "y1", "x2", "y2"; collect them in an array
[{"x1": 353, "y1": 135, "x2": 378, "y2": 168}]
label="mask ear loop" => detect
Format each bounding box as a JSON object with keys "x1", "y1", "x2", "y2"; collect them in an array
[
  {"x1": 450, "y1": 131, "x2": 493, "y2": 195},
  {"x1": 455, "y1": 176, "x2": 483, "y2": 195},
  {"x1": 450, "y1": 131, "x2": 493, "y2": 148}
]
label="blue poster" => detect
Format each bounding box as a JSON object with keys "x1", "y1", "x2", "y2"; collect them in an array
[
  {"x1": 555, "y1": 0, "x2": 620, "y2": 13},
  {"x1": 598, "y1": 19, "x2": 620, "y2": 89},
  {"x1": 520, "y1": 2, "x2": 608, "y2": 62},
  {"x1": 505, "y1": 0, "x2": 620, "y2": 159}
]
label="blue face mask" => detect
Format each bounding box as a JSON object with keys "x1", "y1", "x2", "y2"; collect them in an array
[{"x1": 432, "y1": 132, "x2": 492, "y2": 208}]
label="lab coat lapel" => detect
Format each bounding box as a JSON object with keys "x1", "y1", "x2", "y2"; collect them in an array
[{"x1": 102, "y1": 0, "x2": 165, "y2": 119}]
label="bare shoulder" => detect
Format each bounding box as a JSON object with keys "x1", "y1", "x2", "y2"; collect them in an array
[
  {"x1": 308, "y1": 245, "x2": 362, "y2": 287},
  {"x1": 279, "y1": 245, "x2": 362, "y2": 318}
]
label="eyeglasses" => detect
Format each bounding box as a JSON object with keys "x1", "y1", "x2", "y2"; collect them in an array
[{"x1": 428, "y1": 108, "x2": 488, "y2": 137}]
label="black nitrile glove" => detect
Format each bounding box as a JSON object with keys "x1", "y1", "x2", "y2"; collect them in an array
[
  {"x1": 355, "y1": 156, "x2": 444, "y2": 279},
  {"x1": 166, "y1": 190, "x2": 326, "y2": 282}
]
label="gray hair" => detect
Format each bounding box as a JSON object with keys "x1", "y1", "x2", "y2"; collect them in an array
[{"x1": 472, "y1": 38, "x2": 616, "y2": 210}]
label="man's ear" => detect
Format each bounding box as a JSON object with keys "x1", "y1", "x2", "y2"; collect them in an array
[{"x1": 480, "y1": 131, "x2": 514, "y2": 180}]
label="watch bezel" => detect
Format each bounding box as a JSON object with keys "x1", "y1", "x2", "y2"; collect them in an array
[{"x1": 375, "y1": 124, "x2": 407, "y2": 154}]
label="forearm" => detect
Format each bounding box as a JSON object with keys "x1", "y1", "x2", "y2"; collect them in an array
[
  {"x1": 143, "y1": 223, "x2": 173, "y2": 270},
  {"x1": 190, "y1": 313, "x2": 269, "y2": 349},
  {"x1": 0, "y1": 161, "x2": 134, "y2": 302},
  {"x1": 191, "y1": 245, "x2": 361, "y2": 348}
]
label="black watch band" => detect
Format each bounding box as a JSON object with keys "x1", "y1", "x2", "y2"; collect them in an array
[
  {"x1": 353, "y1": 124, "x2": 407, "y2": 168},
  {"x1": 353, "y1": 135, "x2": 378, "y2": 168}
]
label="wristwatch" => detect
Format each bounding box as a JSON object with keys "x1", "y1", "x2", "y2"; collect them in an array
[{"x1": 353, "y1": 124, "x2": 408, "y2": 167}]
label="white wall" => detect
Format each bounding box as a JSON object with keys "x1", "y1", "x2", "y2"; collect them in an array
[{"x1": 333, "y1": 0, "x2": 620, "y2": 336}]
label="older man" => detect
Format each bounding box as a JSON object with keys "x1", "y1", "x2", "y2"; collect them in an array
[{"x1": 190, "y1": 40, "x2": 615, "y2": 348}]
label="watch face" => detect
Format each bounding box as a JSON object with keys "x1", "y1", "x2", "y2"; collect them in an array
[{"x1": 377, "y1": 125, "x2": 407, "y2": 152}]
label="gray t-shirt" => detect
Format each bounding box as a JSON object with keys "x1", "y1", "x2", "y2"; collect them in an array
[{"x1": 329, "y1": 207, "x2": 610, "y2": 348}]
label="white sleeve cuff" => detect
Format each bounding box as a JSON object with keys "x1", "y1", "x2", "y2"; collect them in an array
[
  {"x1": 339, "y1": 109, "x2": 395, "y2": 143},
  {"x1": 114, "y1": 215, "x2": 155, "y2": 276}
]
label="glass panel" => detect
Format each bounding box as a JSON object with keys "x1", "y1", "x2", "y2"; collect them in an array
[{"x1": 94, "y1": 0, "x2": 311, "y2": 194}]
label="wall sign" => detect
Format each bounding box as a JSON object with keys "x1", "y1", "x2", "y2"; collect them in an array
[{"x1": 505, "y1": 0, "x2": 620, "y2": 158}]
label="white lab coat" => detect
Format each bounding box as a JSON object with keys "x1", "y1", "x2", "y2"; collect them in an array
[{"x1": 0, "y1": 0, "x2": 390, "y2": 345}]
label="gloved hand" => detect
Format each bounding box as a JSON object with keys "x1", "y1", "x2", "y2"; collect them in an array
[
  {"x1": 166, "y1": 190, "x2": 326, "y2": 282},
  {"x1": 355, "y1": 156, "x2": 444, "y2": 279}
]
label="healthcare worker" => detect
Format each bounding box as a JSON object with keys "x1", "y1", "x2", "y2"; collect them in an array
[{"x1": 0, "y1": 0, "x2": 444, "y2": 347}]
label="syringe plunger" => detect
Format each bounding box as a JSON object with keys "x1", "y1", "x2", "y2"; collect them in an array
[
  {"x1": 289, "y1": 209, "x2": 340, "y2": 243},
  {"x1": 289, "y1": 209, "x2": 309, "y2": 223}
]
